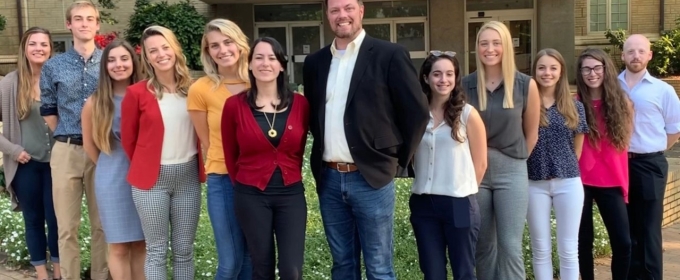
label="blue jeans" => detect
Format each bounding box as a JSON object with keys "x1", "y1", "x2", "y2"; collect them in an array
[
  {"x1": 207, "y1": 174, "x2": 252, "y2": 280},
  {"x1": 13, "y1": 160, "x2": 59, "y2": 266},
  {"x1": 318, "y1": 167, "x2": 396, "y2": 280}
]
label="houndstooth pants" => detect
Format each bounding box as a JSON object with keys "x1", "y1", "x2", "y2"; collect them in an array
[{"x1": 132, "y1": 156, "x2": 202, "y2": 280}]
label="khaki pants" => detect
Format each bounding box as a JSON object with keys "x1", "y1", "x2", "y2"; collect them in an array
[{"x1": 51, "y1": 141, "x2": 108, "y2": 280}]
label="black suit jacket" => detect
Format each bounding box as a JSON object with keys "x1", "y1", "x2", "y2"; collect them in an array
[{"x1": 302, "y1": 35, "x2": 429, "y2": 190}]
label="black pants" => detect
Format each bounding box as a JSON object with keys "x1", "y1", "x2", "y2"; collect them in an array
[
  {"x1": 234, "y1": 190, "x2": 307, "y2": 280},
  {"x1": 409, "y1": 194, "x2": 480, "y2": 280},
  {"x1": 578, "y1": 185, "x2": 631, "y2": 280},
  {"x1": 627, "y1": 153, "x2": 667, "y2": 280},
  {"x1": 13, "y1": 160, "x2": 59, "y2": 266}
]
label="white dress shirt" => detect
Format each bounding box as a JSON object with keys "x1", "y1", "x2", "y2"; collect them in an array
[
  {"x1": 158, "y1": 93, "x2": 198, "y2": 164},
  {"x1": 619, "y1": 70, "x2": 680, "y2": 153},
  {"x1": 323, "y1": 29, "x2": 367, "y2": 163},
  {"x1": 411, "y1": 104, "x2": 478, "y2": 197}
]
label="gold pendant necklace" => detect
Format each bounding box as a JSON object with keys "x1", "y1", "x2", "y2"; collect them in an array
[{"x1": 263, "y1": 110, "x2": 278, "y2": 138}]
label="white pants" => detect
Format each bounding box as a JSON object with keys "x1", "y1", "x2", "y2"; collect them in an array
[{"x1": 527, "y1": 177, "x2": 585, "y2": 280}]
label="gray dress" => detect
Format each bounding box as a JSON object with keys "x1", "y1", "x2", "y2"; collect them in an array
[{"x1": 95, "y1": 95, "x2": 145, "y2": 243}]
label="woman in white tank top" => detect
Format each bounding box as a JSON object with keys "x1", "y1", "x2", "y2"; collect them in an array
[{"x1": 409, "y1": 51, "x2": 488, "y2": 280}]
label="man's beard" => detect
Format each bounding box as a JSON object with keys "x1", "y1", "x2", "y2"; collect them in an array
[{"x1": 626, "y1": 61, "x2": 647, "y2": 73}]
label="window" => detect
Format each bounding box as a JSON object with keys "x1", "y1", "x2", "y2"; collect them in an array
[
  {"x1": 589, "y1": 0, "x2": 629, "y2": 33},
  {"x1": 52, "y1": 35, "x2": 74, "y2": 54},
  {"x1": 362, "y1": 1, "x2": 428, "y2": 69},
  {"x1": 254, "y1": 4, "x2": 322, "y2": 22}
]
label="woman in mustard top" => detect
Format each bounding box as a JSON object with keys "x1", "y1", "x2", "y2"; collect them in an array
[{"x1": 187, "y1": 18, "x2": 252, "y2": 280}]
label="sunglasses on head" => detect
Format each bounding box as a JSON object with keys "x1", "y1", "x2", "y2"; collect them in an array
[{"x1": 429, "y1": 50, "x2": 456, "y2": 57}]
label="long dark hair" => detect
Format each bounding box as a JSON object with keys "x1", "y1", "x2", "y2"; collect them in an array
[
  {"x1": 419, "y1": 53, "x2": 466, "y2": 142},
  {"x1": 575, "y1": 48, "x2": 632, "y2": 151},
  {"x1": 246, "y1": 37, "x2": 292, "y2": 110}
]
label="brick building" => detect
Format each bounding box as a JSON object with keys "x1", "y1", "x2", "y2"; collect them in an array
[{"x1": 0, "y1": 0, "x2": 679, "y2": 85}]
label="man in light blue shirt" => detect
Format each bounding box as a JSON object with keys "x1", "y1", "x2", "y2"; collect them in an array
[{"x1": 619, "y1": 34, "x2": 680, "y2": 280}]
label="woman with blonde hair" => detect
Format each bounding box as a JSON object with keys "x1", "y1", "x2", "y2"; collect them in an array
[
  {"x1": 82, "y1": 39, "x2": 146, "y2": 280},
  {"x1": 187, "y1": 18, "x2": 252, "y2": 280},
  {"x1": 121, "y1": 25, "x2": 205, "y2": 280},
  {"x1": 526, "y1": 48, "x2": 589, "y2": 280},
  {"x1": 576, "y1": 47, "x2": 633, "y2": 280},
  {"x1": 0, "y1": 26, "x2": 61, "y2": 280},
  {"x1": 461, "y1": 20, "x2": 540, "y2": 280}
]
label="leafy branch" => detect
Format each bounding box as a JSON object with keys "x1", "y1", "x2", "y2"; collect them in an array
[
  {"x1": 0, "y1": 14, "x2": 6, "y2": 32},
  {"x1": 91, "y1": 0, "x2": 119, "y2": 25}
]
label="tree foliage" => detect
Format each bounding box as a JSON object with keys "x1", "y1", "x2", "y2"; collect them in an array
[
  {"x1": 91, "y1": 0, "x2": 119, "y2": 25},
  {"x1": 605, "y1": 18, "x2": 680, "y2": 77},
  {"x1": 124, "y1": 0, "x2": 206, "y2": 70},
  {"x1": 0, "y1": 14, "x2": 6, "y2": 33}
]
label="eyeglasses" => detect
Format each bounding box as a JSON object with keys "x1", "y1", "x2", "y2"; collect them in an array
[
  {"x1": 580, "y1": 65, "x2": 605, "y2": 75},
  {"x1": 429, "y1": 50, "x2": 456, "y2": 57}
]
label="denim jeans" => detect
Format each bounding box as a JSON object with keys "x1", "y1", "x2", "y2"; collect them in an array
[
  {"x1": 207, "y1": 174, "x2": 252, "y2": 280},
  {"x1": 13, "y1": 160, "x2": 59, "y2": 266},
  {"x1": 318, "y1": 167, "x2": 396, "y2": 280}
]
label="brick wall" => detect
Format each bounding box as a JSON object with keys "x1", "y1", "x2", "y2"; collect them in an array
[
  {"x1": 0, "y1": 0, "x2": 212, "y2": 56},
  {"x1": 0, "y1": 0, "x2": 20, "y2": 56},
  {"x1": 664, "y1": 168, "x2": 680, "y2": 227},
  {"x1": 664, "y1": 0, "x2": 680, "y2": 30}
]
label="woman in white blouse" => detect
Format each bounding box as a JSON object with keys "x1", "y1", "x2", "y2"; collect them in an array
[{"x1": 409, "y1": 51, "x2": 488, "y2": 280}]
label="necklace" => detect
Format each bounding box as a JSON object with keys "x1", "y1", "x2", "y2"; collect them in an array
[{"x1": 263, "y1": 110, "x2": 277, "y2": 138}]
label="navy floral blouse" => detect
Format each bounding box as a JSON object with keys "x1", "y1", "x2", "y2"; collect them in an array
[{"x1": 527, "y1": 100, "x2": 589, "y2": 181}]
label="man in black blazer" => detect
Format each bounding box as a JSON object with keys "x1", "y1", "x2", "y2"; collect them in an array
[{"x1": 302, "y1": 0, "x2": 429, "y2": 279}]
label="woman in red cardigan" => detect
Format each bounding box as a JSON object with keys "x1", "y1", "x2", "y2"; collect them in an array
[
  {"x1": 221, "y1": 36, "x2": 309, "y2": 280},
  {"x1": 121, "y1": 25, "x2": 205, "y2": 280}
]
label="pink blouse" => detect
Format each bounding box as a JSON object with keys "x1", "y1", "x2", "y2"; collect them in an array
[{"x1": 579, "y1": 99, "x2": 629, "y2": 202}]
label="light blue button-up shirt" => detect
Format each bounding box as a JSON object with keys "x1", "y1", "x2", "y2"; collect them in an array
[{"x1": 619, "y1": 70, "x2": 680, "y2": 153}]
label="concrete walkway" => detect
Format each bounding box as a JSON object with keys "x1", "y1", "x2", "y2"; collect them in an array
[{"x1": 590, "y1": 222, "x2": 680, "y2": 280}]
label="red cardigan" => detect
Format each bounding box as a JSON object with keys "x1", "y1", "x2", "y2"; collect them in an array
[
  {"x1": 221, "y1": 92, "x2": 309, "y2": 191},
  {"x1": 121, "y1": 80, "x2": 206, "y2": 190}
]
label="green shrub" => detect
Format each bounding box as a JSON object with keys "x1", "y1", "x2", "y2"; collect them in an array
[
  {"x1": 124, "y1": 0, "x2": 206, "y2": 70},
  {"x1": 0, "y1": 14, "x2": 6, "y2": 33},
  {"x1": 605, "y1": 18, "x2": 680, "y2": 77},
  {"x1": 0, "y1": 138, "x2": 613, "y2": 279}
]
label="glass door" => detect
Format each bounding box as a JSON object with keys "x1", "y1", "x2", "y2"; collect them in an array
[
  {"x1": 464, "y1": 9, "x2": 534, "y2": 75},
  {"x1": 499, "y1": 18, "x2": 532, "y2": 75},
  {"x1": 256, "y1": 26, "x2": 288, "y2": 55},
  {"x1": 255, "y1": 23, "x2": 323, "y2": 86},
  {"x1": 291, "y1": 24, "x2": 322, "y2": 87}
]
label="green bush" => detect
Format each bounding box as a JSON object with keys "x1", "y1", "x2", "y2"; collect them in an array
[
  {"x1": 0, "y1": 14, "x2": 6, "y2": 33},
  {"x1": 124, "y1": 0, "x2": 206, "y2": 70},
  {"x1": 0, "y1": 138, "x2": 613, "y2": 279},
  {"x1": 605, "y1": 18, "x2": 680, "y2": 77}
]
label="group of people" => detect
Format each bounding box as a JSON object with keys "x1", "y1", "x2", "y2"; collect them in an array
[{"x1": 0, "y1": 0, "x2": 677, "y2": 280}]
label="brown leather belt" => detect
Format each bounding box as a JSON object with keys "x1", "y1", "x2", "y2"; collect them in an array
[{"x1": 325, "y1": 162, "x2": 358, "y2": 173}]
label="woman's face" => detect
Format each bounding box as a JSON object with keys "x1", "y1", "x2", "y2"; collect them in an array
[
  {"x1": 250, "y1": 42, "x2": 282, "y2": 83},
  {"x1": 206, "y1": 30, "x2": 240, "y2": 70},
  {"x1": 477, "y1": 29, "x2": 503, "y2": 67},
  {"x1": 107, "y1": 46, "x2": 134, "y2": 82},
  {"x1": 425, "y1": 58, "x2": 456, "y2": 98},
  {"x1": 25, "y1": 33, "x2": 51, "y2": 66},
  {"x1": 580, "y1": 57, "x2": 605, "y2": 89},
  {"x1": 144, "y1": 35, "x2": 176, "y2": 73},
  {"x1": 535, "y1": 55, "x2": 561, "y2": 89}
]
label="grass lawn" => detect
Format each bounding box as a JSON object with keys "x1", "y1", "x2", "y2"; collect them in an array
[{"x1": 0, "y1": 138, "x2": 612, "y2": 279}]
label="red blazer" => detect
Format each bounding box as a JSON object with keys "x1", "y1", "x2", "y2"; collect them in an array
[
  {"x1": 121, "y1": 80, "x2": 206, "y2": 190},
  {"x1": 221, "y1": 92, "x2": 309, "y2": 191}
]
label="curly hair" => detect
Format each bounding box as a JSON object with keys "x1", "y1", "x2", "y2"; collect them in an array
[
  {"x1": 419, "y1": 53, "x2": 466, "y2": 142},
  {"x1": 576, "y1": 48, "x2": 632, "y2": 151}
]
